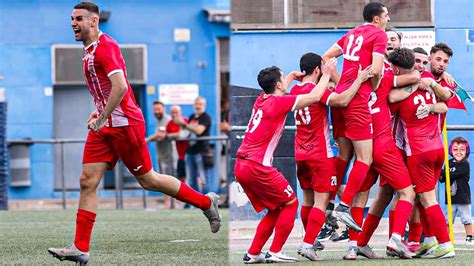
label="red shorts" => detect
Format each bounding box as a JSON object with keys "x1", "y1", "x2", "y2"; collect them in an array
[
  {"x1": 407, "y1": 149, "x2": 445, "y2": 193},
  {"x1": 342, "y1": 105, "x2": 373, "y2": 141},
  {"x1": 331, "y1": 107, "x2": 346, "y2": 139},
  {"x1": 296, "y1": 158, "x2": 337, "y2": 193},
  {"x1": 234, "y1": 158, "x2": 296, "y2": 213},
  {"x1": 83, "y1": 124, "x2": 152, "y2": 176},
  {"x1": 372, "y1": 138, "x2": 412, "y2": 191},
  {"x1": 359, "y1": 138, "x2": 412, "y2": 192}
]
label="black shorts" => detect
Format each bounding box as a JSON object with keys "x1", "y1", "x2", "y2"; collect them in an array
[{"x1": 177, "y1": 159, "x2": 186, "y2": 180}]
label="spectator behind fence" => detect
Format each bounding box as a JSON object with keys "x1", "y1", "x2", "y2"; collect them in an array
[
  {"x1": 166, "y1": 105, "x2": 190, "y2": 183},
  {"x1": 146, "y1": 101, "x2": 177, "y2": 208},
  {"x1": 440, "y1": 136, "x2": 473, "y2": 245},
  {"x1": 174, "y1": 96, "x2": 218, "y2": 196}
]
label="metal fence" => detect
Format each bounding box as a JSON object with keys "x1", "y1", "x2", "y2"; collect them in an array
[{"x1": 6, "y1": 135, "x2": 230, "y2": 209}]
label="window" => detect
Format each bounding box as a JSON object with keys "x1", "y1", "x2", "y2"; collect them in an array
[{"x1": 232, "y1": 0, "x2": 434, "y2": 31}]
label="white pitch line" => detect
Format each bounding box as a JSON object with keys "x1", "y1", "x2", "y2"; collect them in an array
[{"x1": 170, "y1": 239, "x2": 200, "y2": 243}]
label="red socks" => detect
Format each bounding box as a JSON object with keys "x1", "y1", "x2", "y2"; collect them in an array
[
  {"x1": 348, "y1": 206, "x2": 364, "y2": 242},
  {"x1": 331, "y1": 158, "x2": 348, "y2": 201},
  {"x1": 388, "y1": 210, "x2": 395, "y2": 238},
  {"x1": 249, "y1": 200, "x2": 299, "y2": 255},
  {"x1": 303, "y1": 207, "x2": 325, "y2": 244},
  {"x1": 425, "y1": 204, "x2": 451, "y2": 244},
  {"x1": 300, "y1": 205, "x2": 312, "y2": 230},
  {"x1": 74, "y1": 209, "x2": 96, "y2": 252},
  {"x1": 417, "y1": 203, "x2": 434, "y2": 237},
  {"x1": 392, "y1": 200, "x2": 413, "y2": 237},
  {"x1": 269, "y1": 200, "x2": 298, "y2": 253},
  {"x1": 175, "y1": 182, "x2": 211, "y2": 210},
  {"x1": 357, "y1": 213, "x2": 381, "y2": 247},
  {"x1": 335, "y1": 157, "x2": 348, "y2": 182},
  {"x1": 340, "y1": 161, "x2": 370, "y2": 206},
  {"x1": 408, "y1": 221, "x2": 423, "y2": 243},
  {"x1": 248, "y1": 209, "x2": 280, "y2": 255}
]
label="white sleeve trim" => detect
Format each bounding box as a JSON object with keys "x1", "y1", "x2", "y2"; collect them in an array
[
  {"x1": 335, "y1": 43, "x2": 343, "y2": 51},
  {"x1": 373, "y1": 52, "x2": 385, "y2": 58},
  {"x1": 393, "y1": 76, "x2": 397, "y2": 88},
  {"x1": 107, "y1": 69, "x2": 123, "y2": 77},
  {"x1": 325, "y1": 92, "x2": 335, "y2": 106},
  {"x1": 291, "y1": 95, "x2": 301, "y2": 111}
]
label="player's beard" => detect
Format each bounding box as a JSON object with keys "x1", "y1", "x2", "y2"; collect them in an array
[{"x1": 432, "y1": 68, "x2": 444, "y2": 78}]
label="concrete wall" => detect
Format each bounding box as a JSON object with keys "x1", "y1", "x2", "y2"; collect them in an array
[{"x1": 0, "y1": 0, "x2": 229, "y2": 199}]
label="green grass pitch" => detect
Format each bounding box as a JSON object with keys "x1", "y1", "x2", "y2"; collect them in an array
[{"x1": 0, "y1": 209, "x2": 228, "y2": 265}]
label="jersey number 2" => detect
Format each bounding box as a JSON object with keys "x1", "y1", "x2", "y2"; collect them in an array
[{"x1": 368, "y1": 92, "x2": 380, "y2": 114}]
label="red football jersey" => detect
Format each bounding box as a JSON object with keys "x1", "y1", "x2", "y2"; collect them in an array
[
  {"x1": 390, "y1": 90, "x2": 443, "y2": 156},
  {"x1": 392, "y1": 71, "x2": 436, "y2": 150},
  {"x1": 335, "y1": 24, "x2": 388, "y2": 105},
  {"x1": 290, "y1": 83, "x2": 334, "y2": 161},
  {"x1": 384, "y1": 59, "x2": 391, "y2": 74},
  {"x1": 83, "y1": 32, "x2": 145, "y2": 127},
  {"x1": 438, "y1": 79, "x2": 459, "y2": 126},
  {"x1": 237, "y1": 93, "x2": 298, "y2": 166},
  {"x1": 370, "y1": 73, "x2": 396, "y2": 139}
]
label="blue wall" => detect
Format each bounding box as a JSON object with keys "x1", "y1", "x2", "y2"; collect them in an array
[
  {"x1": 0, "y1": 0, "x2": 229, "y2": 199},
  {"x1": 230, "y1": 0, "x2": 474, "y2": 214}
]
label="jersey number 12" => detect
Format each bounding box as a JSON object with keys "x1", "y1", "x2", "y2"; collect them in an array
[{"x1": 344, "y1": 34, "x2": 364, "y2": 61}]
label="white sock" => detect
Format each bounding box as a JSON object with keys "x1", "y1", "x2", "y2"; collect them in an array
[
  {"x1": 439, "y1": 242, "x2": 453, "y2": 249},
  {"x1": 424, "y1": 236, "x2": 437, "y2": 245},
  {"x1": 391, "y1": 233, "x2": 402, "y2": 241},
  {"x1": 302, "y1": 242, "x2": 313, "y2": 249},
  {"x1": 349, "y1": 240, "x2": 357, "y2": 248}
]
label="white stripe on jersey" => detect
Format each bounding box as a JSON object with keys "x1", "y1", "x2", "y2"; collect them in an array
[
  {"x1": 400, "y1": 118, "x2": 412, "y2": 156},
  {"x1": 263, "y1": 117, "x2": 286, "y2": 166},
  {"x1": 324, "y1": 115, "x2": 334, "y2": 158}
]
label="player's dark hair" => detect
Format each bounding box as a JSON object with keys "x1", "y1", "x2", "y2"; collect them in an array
[
  {"x1": 413, "y1": 47, "x2": 428, "y2": 55},
  {"x1": 430, "y1": 42, "x2": 453, "y2": 57},
  {"x1": 74, "y1": 1, "x2": 99, "y2": 15},
  {"x1": 363, "y1": 2, "x2": 386, "y2": 22},
  {"x1": 385, "y1": 27, "x2": 402, "y2": 41},
  {"x1": 153, "y1": 100, "x2": 165, "y2": 107},
  {"x1": 300, "y1": 53, "x2": 322, "y2": 77},
  {"x1": 388, "y1": 47, "x2": 415, "y2": 69},
  {"x1": 257, "y1": 66, "x2": 282, "y2": 94}
]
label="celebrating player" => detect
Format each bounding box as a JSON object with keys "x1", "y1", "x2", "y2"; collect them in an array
[
  {"x1": 322, "y1": 2, "x2": 389, "y2": 231},
  {"x1": 237, "y1": 59, "x2": 337, "y2": 263},
  {"x1": 291, "y1": 53, "x2": 372, "y2": 261},
  {"x1": 354, "y1": 48, "x2": 420, "y2": 259},
  {"x1": 342, "y1": 27, "x2": 405, "y2": 259},
  {"x1": 389, "y1": 50, "x2": 455, "y2": 258},
  {"x1": 48, "y1": 2, "x2": 221, "y2": 264}
]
